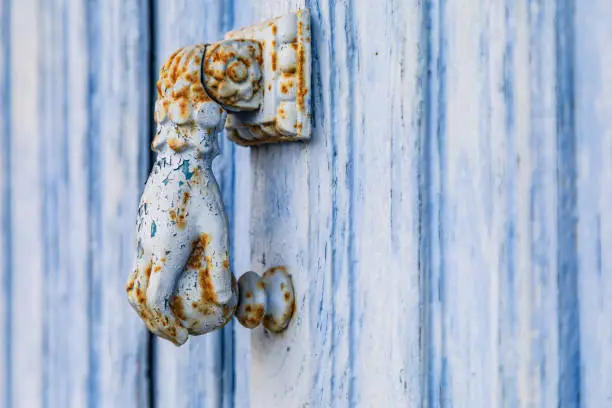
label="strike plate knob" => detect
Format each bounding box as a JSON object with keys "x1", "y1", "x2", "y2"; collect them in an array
[
  {"x1": 236, "y1": 267, "x2": 296, "y2": 332},
  {"x1": 126, "y1": 9, "x2": 310, "y2": 346}
]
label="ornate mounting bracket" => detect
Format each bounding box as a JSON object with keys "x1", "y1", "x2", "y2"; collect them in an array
[{"x1": 126, "y1": 10, "x2": 310, "y2": 346}]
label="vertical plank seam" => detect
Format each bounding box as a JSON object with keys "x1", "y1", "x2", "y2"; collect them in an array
[
  {"x1": 345, "y1": 0, "x2": 358, "y2": 405},
  {"x1": 1, "y1": 0, "x2": 13, "y2": 406},
  {"x1": 40, "y1": 0, "x2": 51, "y2": 405},
  {"x1": 145, "y1": 0, "x2": 157, "y2": 407},
  {"x1": 555, "y1": 0, "x2": 581, "y2": 406},
  {"x1": 86, "y1": 0, "x2": 102, "y2": 406},
  {"x1": 418, "y1": 0, "x2": 433, "y2": 405}
]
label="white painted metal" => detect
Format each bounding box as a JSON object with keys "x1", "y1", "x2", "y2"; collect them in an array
[
  {"x1": 152, "y1": 2, "x2": 238, "y2": 407},
  {"x1": 224, "y1": 9, "x2": 312, "y2": 145},
  {"x1": 127, "y1": 44, "x2": 237, "y2": 346}
]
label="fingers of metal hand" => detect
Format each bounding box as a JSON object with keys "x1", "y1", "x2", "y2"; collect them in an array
[
  {"x1": 170, "y1": 230, "x2": 237, "y2": 336},
  {"x1": 144, "y1": 241, "x2": 192, "y2": 346}
]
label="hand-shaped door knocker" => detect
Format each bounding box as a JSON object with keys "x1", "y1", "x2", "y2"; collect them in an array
[{"x1": 126, "y1": 10, "x2": 311, "y2": 345}]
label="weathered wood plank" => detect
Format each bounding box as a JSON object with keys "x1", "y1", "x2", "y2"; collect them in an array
[
  {"x1": 9, "y1": 0, "x2": 45, "y2": 406},
  {"x1": 3, "y1": 1, "x2": 152, "y2": 407},
  {"x1": 247, "y1": 0, "x2": 423, "y2": 406},
  {"x1": 425, "y1": 0, "x2": 562, "y2": 406},
  {"x1": 86, "y1": 0, "x2": 151, "y2": 406},
  {"x1": 0, "y1": 0, "x2": 10, "y2": 406},
  {"x1": 153, "y1": 1, "x2": 239, "y2": 407},
  {"x1": 88, "y1": 0, "x2": 151, "y2": 407},
  {"x1": 575, "y1": 0, "x2": 612, "y2": 406},
  {"x1": 39, "y1": 0, "x2": 90, "y2": 406}
]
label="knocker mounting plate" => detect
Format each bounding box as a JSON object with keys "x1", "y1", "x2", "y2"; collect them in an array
[{"x1": 220, "y1": 9, "x2": 311, "y2": 146}]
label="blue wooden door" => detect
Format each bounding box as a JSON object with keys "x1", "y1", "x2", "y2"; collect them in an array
[{"x1": 1, "y1": 0, "x2": 611, "y2": 407}]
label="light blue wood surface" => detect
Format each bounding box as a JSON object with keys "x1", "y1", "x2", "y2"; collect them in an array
[{"x1": 1, "y1": 0, "x2": 612, "y2": 407}]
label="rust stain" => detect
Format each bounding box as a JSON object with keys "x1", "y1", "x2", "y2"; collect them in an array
[
  {"x1": 296, "y1": 43, "x2": 307, "y2": 110},
  {"x1": 168, "y1": 137, "x2": 188, "y2": 152},
  {"x1": 169, "y1": 295, "x2": 187, "y2": 321},
  {"x1": 182, "y1": 191, "x2": 190, "y2": 205},
  {"x1": 271, "y1": 50, "x2": 277, "y2": 71},
  {"x1": 144, "y1": 263, "x2": 152, "y2": 279},
  {"x1": 187, "y1": 233, "x2": 210, "y2": 269},
  {"x1": 177, "y1": 212, "x2": 186, "y2": 230},
  {"x1": 155, "y1": 44, "x2": 209, "y2": 133},
  {"x1": 135, "y1": 287, "x2": 146, "y2": 305},
  {"x1": 223, "y1": 258, "x2": 230, "y2": 269},
  {"x1": 153, "y1": 265, "x2": 162, "y2": 273}
]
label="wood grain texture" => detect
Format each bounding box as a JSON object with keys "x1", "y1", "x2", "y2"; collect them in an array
[
  {"x1": 9, "y1": 1, "x2": 44, "y2": 406},
  {"x1": 245, "y1": 0, "x2": 423, "y2": 406},
  {"x1": 575, "y1": 0, "x2": 612, "y2": 406},
  {"x1": 0, "y1": 0, "x2": 10, "y2": 406},
  {"x1": 246, "y1": 0, "x2": 608, "y2": 407},
  {"x1": 0, "y1": 0, "x2": 612, "y2": 407},
  {"x1": 1, "y1": 0, "x2": 151, "y2": 407},
  {"x1": 81, "y1": 0, "x2": 151, "y2": 406}
]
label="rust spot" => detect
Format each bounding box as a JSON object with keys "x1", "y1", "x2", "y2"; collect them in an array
[
  {"x1": 169, "y1": 210, "x2": 177, "y2": 221},
  {"x1": 145, "y1": 263, "x2": 152, "y2": 279},
  {"x1": 172, "y1": 85, "x2": 190, "y2": 100},
  {"x1": 296, "y1": 43, "x2": 307, "y2": 110},
  {"x1": 245, "y1": 291, "x2": 252, "y2": 299},
  {"x1": 177, "y1": 213, "x2": 186, "y2": 230},
  {"x1": 223, "y1": 259, "x2": 230, "y2": 269},
  {"x1": 194, "y1": 234, "x2": 217, "y2": 304},
  {"x1": 281, "y1": 83, "x2": 289, "y2": 94},
  {"x1": 178, "y1": 98, "x2": 189, "y2": 117},
  {"x1": 153, "y1": 265, "x2": 162, "y2": 273},
  {"x1": 161, "y1": 257, "x2": 166, "y2": 263},
  {"x1": 268, "y1": 83, "x2": 272, "y2": 91},
  {"x1": 126, "y1": 279, "x2": 135, "y2": 293},
  {"x1": 284, "y1": 291, "x2": 291, "y2": 301},
  {"x1": 187, "y1": 233, "x2": 210, "y2": 269},
  {"x1": 272, "y1": 25, "x2": 277, "y2": 35},
  {"x1": 182, "y1": 191, "x2": 190, "y2": 205},
  {"x1": 135, "y1": 288, "x2": 146, "y2": 304},
  {"x1": 257, "y1": 281, "x2": 265, "y2": 290},
  {"x1": 278, "y1": 107, "x2": 287, "y2": 119},
  {"x1": 245, "y1": 305, "x2": 252, "y2": 312},
  {"x1": 169, "y1": 295, "x2": 187, "y2": 321},
  {"x1": 168, "y1": 137, "x2": 188, "y2": 152},
  {"x1": 298, "y1": 21, "x2": 303, "y2": 37},
  {"x1": 271, "y1": 50, "x2": 277, "y2": 71}
]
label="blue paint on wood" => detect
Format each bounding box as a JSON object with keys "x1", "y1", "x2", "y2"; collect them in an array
[
  {"x1": 86, "y1": 1, "x2": 103, "y2": 406},
  {"x1": 1, "y1": 0, "x2": 612, "y2": 406},
  {"x1": 555, "y1": 1, "x2": 581, "y2": 406},
  {"x1": 0, "y1": 0, "x2": 13, "y2": 406}
]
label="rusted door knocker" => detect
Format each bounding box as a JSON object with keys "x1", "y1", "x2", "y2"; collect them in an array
[{"x1": 125, "y1": 10, "x2": 311, "y2": 346}]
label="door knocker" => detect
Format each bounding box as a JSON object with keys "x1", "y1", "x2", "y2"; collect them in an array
[{"x1": 125, "y1": 9, "x2": 311, "y2": 346}]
